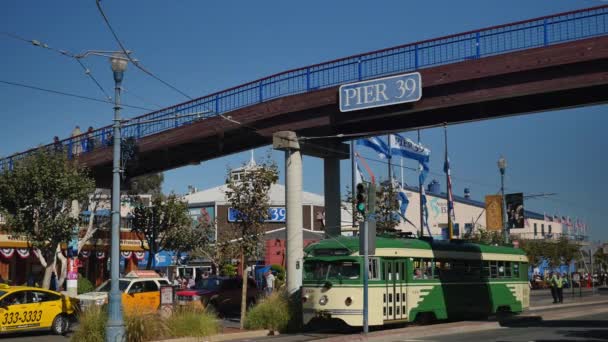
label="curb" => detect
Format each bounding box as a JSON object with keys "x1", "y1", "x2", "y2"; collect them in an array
[
  {"x1": 314, "y1": 304, "x2": 608, "y2": 342},
  {"x1": 155, "y1": 330, "x2": 271, "y2": 342},
  {"x1": 528, "y1": 297, "x2": 608, "y2": 312}
]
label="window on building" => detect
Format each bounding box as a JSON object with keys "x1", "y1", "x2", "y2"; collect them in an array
[
  {"x1": 534, "y1": 223, "x2": 537, "y2": 236},
  {"x1": 548, "y1": 225, "x2": 552, "y2": 234},
  {"x1": 541, "y1": 224, "x2": 545, "y2": 236},
  {"x1": 464, "y1": 223, "x2": 473, "y2": 236}
]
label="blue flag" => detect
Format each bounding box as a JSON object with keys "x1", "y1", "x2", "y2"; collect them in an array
[{"x1": 356, "y1": 137, "x2": 389, "y2": 159}]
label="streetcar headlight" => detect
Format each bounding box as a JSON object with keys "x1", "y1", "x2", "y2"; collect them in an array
[
  {"x1": 319, "y1": 295, "x2": 328, "y2": 306},
  {"x1": 345, "y1": 297, "x2": 352, "y2": 306},
  {"x1": 302, "y1": 295, "x2": 309, "y2": 304}
]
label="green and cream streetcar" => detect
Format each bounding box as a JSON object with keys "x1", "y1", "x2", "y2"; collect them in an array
[{"x1": 302, "y1": 236, "x2": 529, "y2": 327}]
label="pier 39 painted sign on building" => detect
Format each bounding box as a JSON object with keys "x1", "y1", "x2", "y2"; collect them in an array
[{"x1": 339, "y1": 72, "x2": 422, "y2": 112}]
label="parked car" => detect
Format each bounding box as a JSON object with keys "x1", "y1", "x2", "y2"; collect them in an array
[
  {"x1": 0, "y1": 284, "x2": 77, "y2": 335},
  {"x1": 176, "y1": 276, "x2": 258, "y2": 314},
  {"x1": 76, "y1": 270, "x2": 170, "y2": 314}
]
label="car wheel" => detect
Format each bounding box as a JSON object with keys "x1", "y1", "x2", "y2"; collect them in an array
[{"x1": 52, "y1": 314, "x2": 69, "y2": 335}]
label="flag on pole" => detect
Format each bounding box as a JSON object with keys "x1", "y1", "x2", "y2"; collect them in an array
[
  {"x1": 355, "y1": 161, "x2": 365, "y2": 185},
  {"x1": 420, "y1": 186, "x2": 432, "y2": 236},
  {"x1": 553, "y1": 214, "x2": 561, "y2": 223},
  {"x1": 397, "y1": 185, "x2": 409, "y2": 218},
  {"x1": 444, "y1": 152, "x2": 456, "y2": 225},
  {"x1": 356, "y1": 137, "x2": 389, "y2": 159}
]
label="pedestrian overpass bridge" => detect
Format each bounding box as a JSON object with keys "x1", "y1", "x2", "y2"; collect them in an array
[{"x1": 2, "y1": 5, "x2": 608, "y2": 186}]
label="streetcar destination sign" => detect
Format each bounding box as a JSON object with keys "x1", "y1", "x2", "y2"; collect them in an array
[{"x1": 339, "y1": 72, "x2": 422, "y2": 112}]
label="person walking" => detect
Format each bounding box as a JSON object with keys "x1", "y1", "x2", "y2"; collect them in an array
[
  {"x1": 548, "y1": 272, "x2": 558, "y2": 304},
  {"x1": 265, "y1": 271, "x2": 275, "y2": 296},
  {"x1": 555, "y1": 273, "x2": 565, "y2": 303}
]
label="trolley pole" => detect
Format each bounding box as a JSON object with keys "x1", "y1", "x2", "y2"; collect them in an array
[{"x1": 362, "y1": 220, "x2": 369, "y2": 334}]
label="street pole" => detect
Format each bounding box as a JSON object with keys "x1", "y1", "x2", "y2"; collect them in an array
[
  {"x1": 362, "y1": 220, "x2": 369, "y2": 334},
  {"x1": 498, "y1": 157, "x2": 509, "y2": 244},
  {"x1": 351, "y1": 141, "x2": 356, "y2": 228},
  {"x1": 106, "y1": 54, "x2": 127, "y2": 342},
  {"x1": 387, "y1": 134, "x2": 392, "y2": 183},
  {"x1": 418, "y1": 130, "x2": 424, "y2": 237}
]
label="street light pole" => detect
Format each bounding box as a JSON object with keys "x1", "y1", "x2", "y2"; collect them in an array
[
  {"x1": 106, "y1": 53, "x2": 127, "y2": 342},
  {"x1": 498, "y1": 157, "x2": 509, "y2": 244}
]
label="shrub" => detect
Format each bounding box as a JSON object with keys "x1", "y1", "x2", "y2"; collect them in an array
[
  {"x1": 270, "y1": 264, "x2": 285, "y2": 281},
  {"x1": 124, "y1": 313, "x2": 167, "y2": 342},
  {"x1": 244, "y1": 290, "x2": 290, "y2": 334},
  {"x1": 78, "y1": 275, "x2": 95, "y2": 294},
  {"x1": 70, "y1": 306, "x2": 107, "y2": 342},
  {"x1": 166, "y1": 307, "x2": 220, "y2": 338},
  {"x1": 221, "y1": 263, "x2": 237, "y2": 277}
]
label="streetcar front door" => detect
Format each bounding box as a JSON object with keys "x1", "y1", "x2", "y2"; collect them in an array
[{"x1": 382, "y1": 259, "x2": 406, "y2": 321}]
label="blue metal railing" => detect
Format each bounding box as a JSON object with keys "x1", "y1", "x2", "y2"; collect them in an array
[{"x1": 2, "y1": 5, "x2": 607, "y2": 170}]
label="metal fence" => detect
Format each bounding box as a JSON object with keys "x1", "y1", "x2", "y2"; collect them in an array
[
  {"x1": 2, "y1": 5, "x2": 608, "y2": 170},
  {"x1": 511, "y1": 232, "x2": 588, "y2": 241}
]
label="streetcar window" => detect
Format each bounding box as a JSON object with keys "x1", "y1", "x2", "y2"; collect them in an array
[
  {"x1": 482, "y1": 261, "x2": 490, "y2": 278},
  {"x1": 513, "y1": 263, "x2": 520, "y2": 278},
  {"x1": 498, "y1": 261, "x2": 506, "y2": 277},
  {"x1": 490, "y1": 261, "x2": 499, "y2": 278},
  {"x1": 505, "y1": 262, "x2": 512, "y2": 277},
  {"x1": 412, "y1": 258, "x2": 433, "y2": 280},
  {"x1": 369, "y1": 258, "x2": 380, "y2": 280},
  {"x1": 303, "y1": 260, "x2": 360, "y2": 281}
]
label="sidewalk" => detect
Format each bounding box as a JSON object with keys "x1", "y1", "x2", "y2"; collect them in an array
[{"x1": 161, "y1": 294, "x2": 608, "y2": 342}]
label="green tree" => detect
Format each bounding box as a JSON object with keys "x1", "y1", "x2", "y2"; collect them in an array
[
  {"x1": 465, "y1": 228, "x2": 504, "y2": 246},
  {"x1": 0, "y1": 149, "x2": 94, "y2": 288},
  {"x1": 130, "y1": 195, "x2": 190, "y2": 269},
  {"x1": 375, "y1": 182, "x2": 399, "y2": 235},
  {"x1": 594, "y1": 247, "x2": 608, "y2": 271},
  {"x1": 126, "y1": 173, "x2": 164, "y2": 199},
  {"x1": 224, "y1": 159, "x2": 278, "y2": 328},
  {"x1": 165, "y1": 213, "x2": 215, "y2": 263}
]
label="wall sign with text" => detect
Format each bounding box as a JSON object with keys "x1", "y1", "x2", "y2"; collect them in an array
[
  {"x1": 339, "y1": 72, "x2": 422, "y2": 112},
  {"x1": 228, "y1": 207, "x2": 286, "y2": 223}
]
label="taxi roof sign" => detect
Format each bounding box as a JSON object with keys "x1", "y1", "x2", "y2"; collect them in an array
[{"x1": 125, "y1": 270, "x2": 161, "y2": 278}]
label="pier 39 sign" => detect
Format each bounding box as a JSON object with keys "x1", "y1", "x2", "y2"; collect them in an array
[{"x1": 339, "y1": 72, "x2": 422, "y2": 112}]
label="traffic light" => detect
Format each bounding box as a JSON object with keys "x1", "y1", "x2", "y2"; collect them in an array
[{"x1": 356, "y1": 183, "x2": 366, "y2": 215}]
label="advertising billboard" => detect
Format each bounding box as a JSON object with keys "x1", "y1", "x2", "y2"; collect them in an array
[
  {"x1": 485, "y1": 195, "x2": 503, "y2": 231},
  {"x1": 505, "y1": 193, "x2": 525, "y2": 229}
]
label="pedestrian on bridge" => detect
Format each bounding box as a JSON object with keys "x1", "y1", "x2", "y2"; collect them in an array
[{"x1": 71, "y1": 125, "x2": 82, "y2": 156}]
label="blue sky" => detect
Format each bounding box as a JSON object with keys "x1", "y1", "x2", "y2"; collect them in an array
[{"x1": 1, "y1": 1, "x2": 607, "y2": 241}]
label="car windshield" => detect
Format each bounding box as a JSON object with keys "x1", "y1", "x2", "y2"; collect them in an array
[
  {"x1": 304, "y1": 260, "x2": 360, "y2": 281},
  {"x1": 0, "y1": 291, "x2": 6, "y2": 298},
  {"x1": 96, "y1": 280, "x2": 130, "y2": 293},
  {"x1": 193, "y1": 278, "x2": 222, "y2": 291}
]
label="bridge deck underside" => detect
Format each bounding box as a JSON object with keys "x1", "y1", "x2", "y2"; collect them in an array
[{"x1": 81, "y1": 35, "x2": 608, "y2": 187}]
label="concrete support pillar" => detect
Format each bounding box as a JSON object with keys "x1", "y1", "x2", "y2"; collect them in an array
[
  {"x1": 273, "y1": 131, "x2": 303, "y2": 295},
  {"x1": 323, "y1": 157, "x2": 341, "y2": 237}
]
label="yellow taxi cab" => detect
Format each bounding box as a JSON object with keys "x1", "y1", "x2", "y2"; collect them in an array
[
  {"x1": 0, "y1": 284, "x2": 76, "y2": 335},
  {"x1": 77, "y1": 270, "x2": 170, "y2": 315}
]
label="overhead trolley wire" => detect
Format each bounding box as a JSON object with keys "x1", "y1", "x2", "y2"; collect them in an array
[
  {"x1": 0, "y1": 79, "x2": 154, "y2": 111},
  {"x1": 94, "y1": 0, "x2": 193, "y2": 100},
  {"x1": 1, "y1": 31, "x2": 113, "y2": 102}
]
